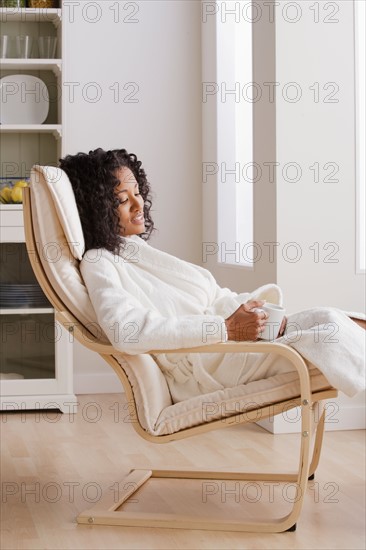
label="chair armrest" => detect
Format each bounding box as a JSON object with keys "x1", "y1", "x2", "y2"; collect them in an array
[
  {"x1": 56, "y1": 309, "x2": 296, "y2": 356},
  {"x1": 56, "y1": 310, "x2": 312, "y2": 400}
]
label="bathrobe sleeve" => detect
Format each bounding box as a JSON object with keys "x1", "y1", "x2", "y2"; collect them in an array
[
  {"x1": 80, "y1": 252, "x2": 228, "y2": 355},
  {"x1": 191, "y1": 264, "x2": 284, "y2": 318}
]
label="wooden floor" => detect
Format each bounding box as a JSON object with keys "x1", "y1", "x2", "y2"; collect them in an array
[{"x1": 1, "y1": 393, "x2": 365, "y2": 550}]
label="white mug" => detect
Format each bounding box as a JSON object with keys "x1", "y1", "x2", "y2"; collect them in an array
[{"x1": 256, "y1": 303, "x2": 286, "y2": 341}]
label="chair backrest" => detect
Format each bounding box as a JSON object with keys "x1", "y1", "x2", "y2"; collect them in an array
[
  {"x1": 28, "y1": 165, "x2": 107, "y2": 340},
  {"x1": 26, "y1": 165, "x2": 173, "y2": 434}
]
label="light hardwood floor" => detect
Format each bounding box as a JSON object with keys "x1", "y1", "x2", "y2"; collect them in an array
[{"x1": 1, "y1": 393, "x2": 365, "y2": 550}]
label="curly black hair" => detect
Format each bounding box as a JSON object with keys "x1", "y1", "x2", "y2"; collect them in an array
[{"x1": 59, "y1": 148, "x2": 155, "y2": 255}]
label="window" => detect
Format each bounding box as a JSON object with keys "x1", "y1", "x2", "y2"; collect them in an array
[{"x1": 216, "y1": 1, "x2": 254, "y2": 267}]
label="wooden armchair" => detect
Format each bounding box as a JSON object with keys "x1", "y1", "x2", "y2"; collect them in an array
[{"x1": 22, "y1": 165, "x2": 337, "y2": 532}]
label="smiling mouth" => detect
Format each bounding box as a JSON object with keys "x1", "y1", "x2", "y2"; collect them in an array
[{"x1": 131, "y1": 213, "x2": 145, "y2": 224}]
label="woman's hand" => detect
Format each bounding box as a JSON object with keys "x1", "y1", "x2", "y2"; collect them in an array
[{"x1": 224, "y1": 300, "x2": 269, "y2": 341}]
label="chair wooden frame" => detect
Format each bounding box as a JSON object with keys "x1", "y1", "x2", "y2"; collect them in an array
[{"x1": 22, "y1": 186, "x2": 338, "y2": 532}]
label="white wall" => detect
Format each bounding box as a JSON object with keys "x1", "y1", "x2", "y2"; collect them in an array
[
  {"x1": 276, "y1": 0, "x2": 365, "y2": 314},
  {"x1": 273, "y1": 0, "x2": 365, "y2": 430},
  {"x1": 62, "y1": 0, "x2": 203, "y2": 392}
]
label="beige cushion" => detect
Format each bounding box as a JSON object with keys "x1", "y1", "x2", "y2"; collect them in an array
[
  {"x1": 113, "y1": 354, "x2": 173, "y2": 434},
  {"x1": 34, "y1": 166, "x2": 85, "y2": 260},
  {"x1": 30, "y1": 165, "x2": 100, "y2": 336},
  {"x1": 116, "y1": 356, "x2": 331, "y2": 436},
  {"x1": 153, "y1": 369, "x2": 331, "y2": 435},
  {"x1": 30, "y1": 165, "x2": 333, "y2": 437}
]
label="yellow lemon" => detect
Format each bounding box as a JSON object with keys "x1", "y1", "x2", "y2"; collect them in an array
[
  {"x1": 14, "y1": 180, "x2": 29, "y2": 188},
  {"x1": 0, "y1": 187, "x2": 12, "y2": 203},
  {"x1": 11, "y1": 187, "x2": 23, "y2": 203}
]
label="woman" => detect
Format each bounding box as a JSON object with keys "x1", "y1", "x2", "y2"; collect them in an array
[{"x1": 59, "y1": 148, "x2": 365, "y2": 403}]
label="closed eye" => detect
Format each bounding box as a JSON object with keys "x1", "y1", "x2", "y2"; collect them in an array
[{"x1": 118, "y1": 193, "x2": 141, "y2": 205}]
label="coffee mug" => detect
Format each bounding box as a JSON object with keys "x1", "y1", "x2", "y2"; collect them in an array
[{"x1": 255, "y1": 303, "x2": 286, "y2": 341}]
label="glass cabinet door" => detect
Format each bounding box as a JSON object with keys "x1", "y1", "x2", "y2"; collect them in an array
[
  {"x1": 0, "y1": 242, "x2": 56, "y2": 383},
  {"x1": 0, "y1": 240, "x2": 75, "y2": 412},
  {"x1": 1, "y1": 312, "x2": 56, "y2": 381}
]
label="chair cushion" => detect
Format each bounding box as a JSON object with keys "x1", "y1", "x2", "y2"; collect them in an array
[
  {"x1": 115, "y1": 355, "x2": 332, "y2": 436},
  {"x1": 113, "y1": 354, "x2": 174, "y2": 434},
  {"x1": 155, "y1": 369, "x2": 331, "y2": 435},
  {"x1": 33, "y1": 166, "x2": 85, "y2": 260},
  {"x1": 30, "y1": 165, "x2": 105, "y2": 337}
]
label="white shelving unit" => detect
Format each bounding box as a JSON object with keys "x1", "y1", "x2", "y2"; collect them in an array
[
  {"x1": 0, "y1": 4, "x2": 77, "y2": 413},
  {"x1": 1, "y1": 124, "x2": 62, "y2": 137},
  {"x1": 0, "y1": 59, "x2": 61, "y2": 72}
]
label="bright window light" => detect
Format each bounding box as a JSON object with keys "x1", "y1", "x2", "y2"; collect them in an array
[{"x1": 216, "y1": 1, "x2": 253, "y2": 267}]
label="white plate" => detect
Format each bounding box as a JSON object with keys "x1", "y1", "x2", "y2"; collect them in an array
[{"x1": 0, "y1": 75, "x2": 49, "y2": 124}]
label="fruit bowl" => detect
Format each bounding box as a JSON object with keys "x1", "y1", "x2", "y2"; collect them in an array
[{"x1": 0, "y1": 178, "x2": 30, "y2": 204}]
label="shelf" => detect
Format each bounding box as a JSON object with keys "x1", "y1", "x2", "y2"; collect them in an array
[
  {"x1": 0, "y1": 308, "x2": 54, "y2": 315},
  {"x1": 0, "y1": 8, "x2": 61, "y2": 26},
  {"x1": 0, "y1": 124, "x2": 61, "y2": 138},
  {"x1": 0, "y1": 59, "x2": 62, "y2": 75},
  {"x1": 0, "y1": 204, "x2": 23, "y2": 211}
]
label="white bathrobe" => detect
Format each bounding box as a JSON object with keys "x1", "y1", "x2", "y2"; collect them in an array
[{"x1": 80, "y1": 235, "x2": 366, "y2": 402}]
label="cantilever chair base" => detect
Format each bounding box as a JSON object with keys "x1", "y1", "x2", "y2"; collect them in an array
[
  {"x1": 76, "y1": 396, "x2": 332, "y2": 532},
  {"x1": 22, "y1": 180, "x2": 338, "y2": 533}
]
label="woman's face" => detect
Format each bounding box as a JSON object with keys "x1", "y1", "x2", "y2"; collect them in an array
[{"x1": 114, "y1": 167, "x2": 146, "y2": 236}]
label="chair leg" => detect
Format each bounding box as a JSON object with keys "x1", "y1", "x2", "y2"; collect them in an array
[
  {"x1": 77, "y1": 467, "x2": 310, "y2": 532},
  {"x1": 77, "y1": 395, "x2": 316, "y2": 532},
  {"x1": 77, "y1": 402, "x2": 313, "y2": 533},
  {"x1": 308, "y1": 402, "x2": 326, "y2": 479}
]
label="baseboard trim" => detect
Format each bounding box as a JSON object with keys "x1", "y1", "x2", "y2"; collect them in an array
[
  {"x1": 74, "y1": 372, "x2": 122, "y2": 395},
  {"x1": 257, "y1": 401, "x2": 366, "y2": 433},
  {"x1": 0, "y1": 394, "x2": 78, "y2": 414}
]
